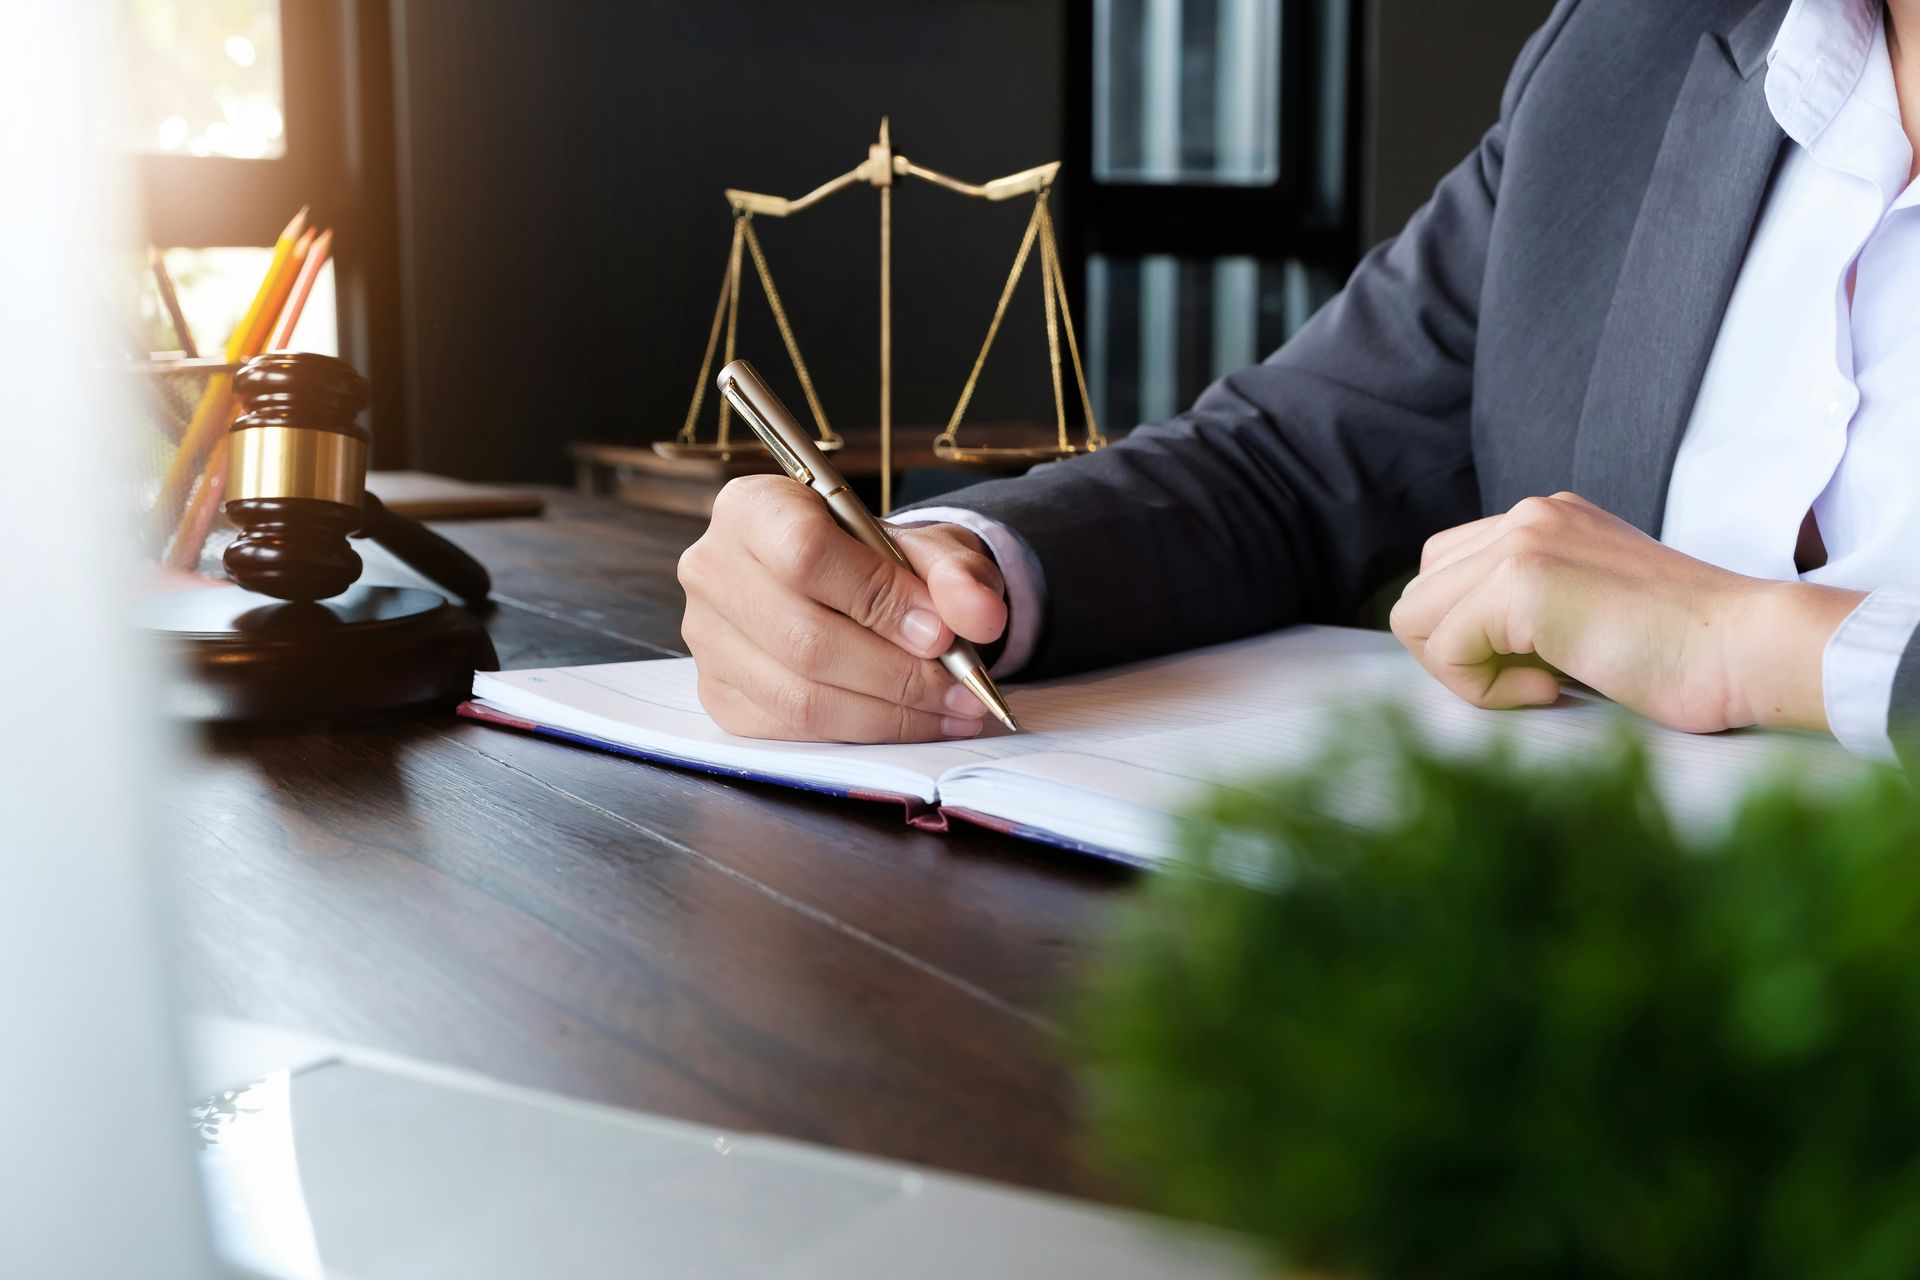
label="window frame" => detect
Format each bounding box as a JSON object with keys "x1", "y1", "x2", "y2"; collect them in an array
[
  {"x1": 1063, "y1": 0, "x2": 1366, "y2": 263},
  {"x1": 134, "y1": 0, "x2": 407, "y2": 464}
]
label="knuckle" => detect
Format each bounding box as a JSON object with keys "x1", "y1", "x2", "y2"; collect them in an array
[
  {"x1": 897, "y1": 660, "x2": 937, "y2": 709},
  {"x1": 679, "y1": 609, "x2": 707, "y2": 656},
  {"x1": 1506, "y1": 524, "x2": 1549, "y2": 556},
  {"x1": 771, "y1": 678, "x2": 818, "y2": 734},
  {"x1": 1419, "y1": 531, "x2": 1448, "y2": 570},
  {"x1": 849, "y1": 559, "x2": 907, "y2": 629},
  {"x1": 1504, "y1": 548, "x2": 1555, "y2": 581},
  {"x1": 710, "y1": 476, "x2": 760, "y2": 522},
  {"x1": 1509, "y1": 495, "x2": 1556, "y2": 525},
  {"x1": 777, "y1": 517, "x2": 834, "y2": 587},
  {"x1": 718, "y1": 473, "x2": 777, "y2": 510},
  {"x1": 780, "y1": 616, "x2": 831, "y2": 678},
  {"x1": 676, "y1": 540, "x2": 714, "y2": 592},
  {"x1": 929, "y1": 523, "x2": 987, "y2": 559},
  {"x1": 954, "y1": 548, "x2": 1003, "y2": 590}
]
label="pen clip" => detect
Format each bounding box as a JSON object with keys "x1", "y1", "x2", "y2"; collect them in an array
[{"x1": 723, "y1": 379, "x2": 814, "y2": 486}]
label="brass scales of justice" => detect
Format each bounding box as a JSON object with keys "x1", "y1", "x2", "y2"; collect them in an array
[{"x1": 658, "y1": 119, "x2": 1106, "y2": 513}]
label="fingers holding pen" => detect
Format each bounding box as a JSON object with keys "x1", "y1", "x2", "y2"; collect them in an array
[
  {"x1": 727, "y1": 478, "x2": 956, "y2": 659},
  {"x1": 687, "y1": 554, "x2": 970, "y2": 718},
  {"x1": 690, "y1": 613, "x2": 980, "y2": 743},
  {"x1": 683, "y1": 475, "x2": 1009, "y2": 744},
  {"x1": 893, "y1": 523, "x2": 1008, "y2": 647}
]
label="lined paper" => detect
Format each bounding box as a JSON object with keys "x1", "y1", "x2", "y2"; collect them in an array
[{"x1": 474, "y1": 627, "x2": 1873, "y2": 865}]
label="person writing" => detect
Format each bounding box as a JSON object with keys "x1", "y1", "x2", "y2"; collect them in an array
[{"x1": 678, "y1": 0, "x2": 1920, "y2": 760}]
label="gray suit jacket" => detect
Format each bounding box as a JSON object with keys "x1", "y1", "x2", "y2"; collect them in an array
[{"x1": 933, "y1": 0, "x2": 1920, "y2": 733}]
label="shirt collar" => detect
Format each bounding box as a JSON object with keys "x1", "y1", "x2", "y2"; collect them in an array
[{"x1": 1766, "y1": 0, "x2": 1881, "y2": 146}]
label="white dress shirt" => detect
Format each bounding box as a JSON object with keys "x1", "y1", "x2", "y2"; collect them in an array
[
  {"x1": 917, "y1": 0, "x2": 1920, "y2": 756},
  {"x1": 1664, "y1": 0, "x2": 1920, "y2": 758}
]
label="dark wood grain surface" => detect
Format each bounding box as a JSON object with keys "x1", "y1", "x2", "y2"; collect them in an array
[{"x1": 167, "y1": 489, "x2": 1136, "y2": 1201}]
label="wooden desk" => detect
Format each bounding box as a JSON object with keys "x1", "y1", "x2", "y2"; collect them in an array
[{"x1": 167, "y1": 489, "x2": 1133, "y2": 1202}]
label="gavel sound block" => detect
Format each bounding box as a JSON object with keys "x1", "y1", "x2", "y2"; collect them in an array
[{"x1": 135, "y1": 353, "x2": 498, "y2": 723}]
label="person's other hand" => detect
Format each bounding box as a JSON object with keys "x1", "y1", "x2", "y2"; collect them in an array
[
  {"x1": 1389, "y1": 492, "x2": 1863, "y2": 734},
  {"x1": 678, "y1": 475, "x2": 1008, "y2": 742}
]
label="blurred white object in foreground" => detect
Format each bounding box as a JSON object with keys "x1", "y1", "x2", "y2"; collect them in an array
[{"x1": 0, "y1": 1, "x2": 216, "y2": 1275}]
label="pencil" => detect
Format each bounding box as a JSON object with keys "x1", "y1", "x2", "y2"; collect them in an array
[
  {"x1": 244, "y1": 225, "x2": 314, "y2": 356},
  {"x1": 270, "y1": 227, "x2": 331, "y2": 350},
  {"x1": 165, "y1": 225, "x2": 318, "y2": 568},
  {"x1": 148, "y1": 207, "x2": 307, "y2": 550},
  {"x1": 148, "y1": 246, "x2": 197, "y2": 358},
  {"x1": 165, "y1": 466, "x2": 227, "y2": 571}
]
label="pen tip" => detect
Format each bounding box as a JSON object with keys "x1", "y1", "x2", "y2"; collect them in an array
[{"x1": 957, "y1": 666, "x2": 1019, "y2": 733}]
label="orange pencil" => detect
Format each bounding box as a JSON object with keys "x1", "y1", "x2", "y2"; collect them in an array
[
  {"x1": 149, "y1": 207, "x2": 308, "y2": 549},
  {"x1": 271, "y1": 227, "x2": 331, "y2": 350}
]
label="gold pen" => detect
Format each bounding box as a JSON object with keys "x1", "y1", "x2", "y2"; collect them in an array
[{"x1": 717, "y1": 358, "x2": 1019, "y2": 733}]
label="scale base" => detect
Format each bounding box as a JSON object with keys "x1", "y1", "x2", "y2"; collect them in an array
[{"x1": 134, "y1": 584, "x2": 497, "y2": 724}]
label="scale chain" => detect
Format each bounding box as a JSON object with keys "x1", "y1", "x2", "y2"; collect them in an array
[
  {"x1": 718, "y1": 215, "x2": 746, "y2": 449},
  {"x1": 1038, "y1": 196, "x2": 1068, "y2": 451},
  {"x1": 938, "y1": 196, "x2": 1045, "y2": 450},
  {"x1": 741, "y1": 218, "x2": 838, "y2": 442},
  {"x1": 1038, "y1": 199, "x2": 1104, "y2": 448},
  {"x1": 677, "y1": 221, "x2": 742, "y2": 445}
]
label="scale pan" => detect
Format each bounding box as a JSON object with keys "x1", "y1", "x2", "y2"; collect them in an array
[
  {"x1": 934, "y1": 443, "x2": 1093, "y2": 464},
  {"x1": 652, "y1": 438, "x2": 842, "y2": 462}
]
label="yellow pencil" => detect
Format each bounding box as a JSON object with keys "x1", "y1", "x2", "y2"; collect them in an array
[
  {"x1": 148, "y1": 207, "x2": 307, "y2": 550},
  {"x1": 225, "y1": 207, "x2": 307, "y2": 363},
  {"x1": 243, "y1": 225, "x2": 313, "y2": 357}
]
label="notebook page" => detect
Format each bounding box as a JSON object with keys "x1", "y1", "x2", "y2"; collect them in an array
[
  {"x1": 935, "y1": 631, "x2": 1872, "y2": 863},
  {"x1": 472, "y1": 626, "x2": 1426, "y2": 802},
  {"x1": 474, "y1": 627, "x2": 1873, "y2": 865},
  {"x1": 472, "y1": 661, "x2": 973, "y2": 802}
]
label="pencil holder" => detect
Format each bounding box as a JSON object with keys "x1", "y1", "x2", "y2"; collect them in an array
[{"x1": 129, "y1": 357, "x2": 241, "y2": 570}]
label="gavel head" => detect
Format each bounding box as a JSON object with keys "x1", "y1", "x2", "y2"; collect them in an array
[{"x1": 222, "y1": 352, "x2": 372, "y2": 602}]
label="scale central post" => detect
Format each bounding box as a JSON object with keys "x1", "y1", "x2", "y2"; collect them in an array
[{"x1": 874, "y1": 119, "x2": 894, "y2": 513}]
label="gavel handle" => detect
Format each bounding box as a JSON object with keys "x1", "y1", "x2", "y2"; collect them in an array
[{"x1": 358, "y1": 492, "x2": 493, "y2": 606}]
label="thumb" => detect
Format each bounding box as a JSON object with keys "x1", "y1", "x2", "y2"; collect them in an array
[{"x1": 894, "y1": 524, "x2": 1007, "y2": 647}]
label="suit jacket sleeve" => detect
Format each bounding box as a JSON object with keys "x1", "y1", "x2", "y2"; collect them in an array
[
  {"x1": 910, "y1": 2, "x2": 1581, "y2": 679},
  {"x1": 1892, "y1": 635, "x2": 1920, "y2": 762}
]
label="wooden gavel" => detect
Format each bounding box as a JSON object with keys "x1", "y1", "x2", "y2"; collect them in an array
[{"x1": 222, "y1": 353, "x2": 491, "y2": 606}]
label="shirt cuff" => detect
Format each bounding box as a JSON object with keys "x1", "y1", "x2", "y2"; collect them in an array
[
  {"x1": 886, "y1": 506, "x2": 1044, "y2": 679},
  {"x1": 1821, "y1": 587, "x2": 1920, "y2": 762}
]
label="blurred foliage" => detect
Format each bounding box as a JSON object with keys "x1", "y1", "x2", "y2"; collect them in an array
[{"x1": 1076, "y1": 724, "x2": 1920, "y2": 1280}]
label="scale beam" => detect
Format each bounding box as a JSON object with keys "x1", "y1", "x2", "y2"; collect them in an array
[
  {"x1": 894, "y1": 158, "x2": 1061, "y2": 202},
  {"x1": 721, "y1": 152, "x2": 1060, "y2": 216},
  {"x1": 670, "y1": 121, "x2": 1101, "y2": 511}
]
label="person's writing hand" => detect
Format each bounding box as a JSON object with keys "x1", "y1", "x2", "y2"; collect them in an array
[
  {"x1": 678, "y1": 476, "x2": 1008, "y2": 742},
  {"x1": 1389, "y1": 492, "x2": 1862, "y2": 733}
]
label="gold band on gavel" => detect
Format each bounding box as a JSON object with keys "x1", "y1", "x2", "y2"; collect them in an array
[{"x1": 225, "y1": 426, "x2": 366, "y2": 508}]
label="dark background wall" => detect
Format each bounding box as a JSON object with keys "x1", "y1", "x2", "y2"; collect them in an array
[
  {"x1": 1365, "y1": 0, "x2": 1553, "y2": 244},
  {"x1": 391, "y1": 0, "x2": 1066, "y2": 482},
  {"x1": 383, "y1": 0, "x2": 1550, "y2": 482}
]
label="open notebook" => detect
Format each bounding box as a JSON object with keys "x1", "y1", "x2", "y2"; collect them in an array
[{"x1": 462, "y1": 626, "x2": 1870, "y2": 867}]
